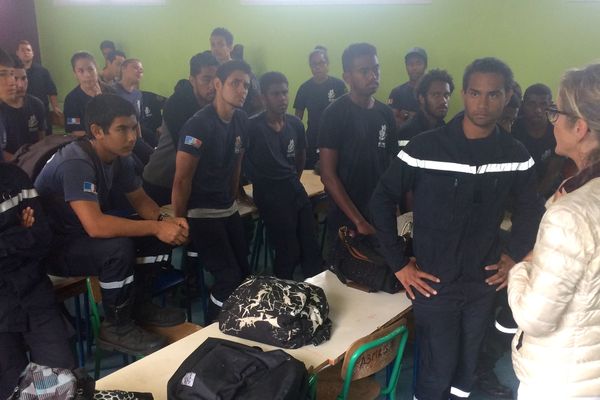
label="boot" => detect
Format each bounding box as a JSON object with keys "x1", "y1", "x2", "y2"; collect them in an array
[
  {"x1": 133, "y1": 301, "x2": 187, "y2": 327},
  {"x1": 99, "y1": 300, "x2": 166, "y2": 355},
  {"x1": 134, "y1": 266, "x2": 187, "y2": 327}
]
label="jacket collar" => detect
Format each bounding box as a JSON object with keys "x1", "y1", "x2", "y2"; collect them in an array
[{"x1": 561, "y1": 161, "x2": 600, "y2": 193}]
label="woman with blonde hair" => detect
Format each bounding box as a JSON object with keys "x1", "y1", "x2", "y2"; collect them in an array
[{"x1": 508, "y1": 63, "x2": 600, "y2": 399}]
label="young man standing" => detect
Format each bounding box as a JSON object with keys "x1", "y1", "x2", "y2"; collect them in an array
[
  {"x1": 245, "y1": 71, "x2": 323, "y2": 280},
  {"x1": 210, "y1": 28, "x2": 262, "y2": 116},
  {"x1": 294, "y1": 47, "x2": 347, "y2": 169},
  {"x1": 35, "y1": 94, "x2": 189, "y2": 355},
  {"x1": 388, "y1": 47, "x2": 428, "y2": 126},
  {"x1": 100, "y1": 50, "x2": 126, "y2": 85},
  {"x1": 172, "y1": 60, "x2": 252, "y2": 322},
  {"x1": 15, "y1": 40, "x2": 60, "y2": 135},
  {"x1": 397, "y1": 68, "x2": 454, "y2": 150},
  {"x1": 512, "y1": 84, "x2": 565, "y2": 198},
  {"x1": 0, "y1": 59, "x2": 46, "y2": 157},
  {"x1": 370, "y1": 58, "x2": 543, "y2": 400},
  {"x1": 318, "y1": 43, "x2": 397, "y2": 254},
  {"x1": 143, "y1": 51, "x2": 219, "y2": 205}
]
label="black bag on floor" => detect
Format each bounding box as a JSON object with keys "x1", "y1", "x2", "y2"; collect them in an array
[
  {"x1": 167, "y1": 338, "x2": 309, "y2": 400},
  {"x1": 218, "y1": 276, "x2": 331, "y2": 349},
  {"x1": 330, "y1": 226, "x2": 405, "y2": 294}
]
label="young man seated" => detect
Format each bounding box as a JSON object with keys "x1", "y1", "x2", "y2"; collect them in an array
[
  {"x1": 35, "y1": 94, "x2": 189, "y2": 355},
  {"x1": 63, "y1": 51, "x2": 115, "y2": 137},
  {"x1": 245, "y1": 71, "x2": 323, "y2": 280},
  {"x1": 0, "y1": 58, "x2": 46, "y2": 159},
  {"x1": 0, "y1": 47, "x2": 74, "y2": 400},
  {"x1": 172, "y1": 60, "x2": 252, "y2": 322},
  {"x1": 100, "y1": 50, "x2": 126, "y2": 85}
]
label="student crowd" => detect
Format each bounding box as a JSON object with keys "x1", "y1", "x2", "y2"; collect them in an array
[{"x1": 0, "y1": 26, "x2": 599, "y2": 400}]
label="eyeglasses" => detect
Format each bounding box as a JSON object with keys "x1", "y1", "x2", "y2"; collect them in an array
[{"x1": 545, "y1": 106, "x2": 577, "y2": 124}]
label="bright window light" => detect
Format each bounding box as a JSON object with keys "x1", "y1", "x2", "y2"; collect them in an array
[
  {"x1": 54, "y1": 0, "x2": 165, "y2": 5},
  {"x1": 241, "y1": 0, "x2": 430, "y2": 4}
]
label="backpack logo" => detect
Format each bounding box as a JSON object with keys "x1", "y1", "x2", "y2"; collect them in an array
[
  {"x1": 234, "y1": 136, "x2": 242, "y2": 154},
  {"x1": 377, "y1": 125, "x2": 387, "y2": 148},
  {"x1": 181, "y1": 372, "x2": 196, "y2": 387},
  {"x1": 287, "y1": 139, "x2": 295, "y2": 157},
  {"x1": 144, "y1": 106, "x2": 152, "y2": 118},
  {"x1": 83, "y1": 181, "x2": 97, "y2": 194},
  {"x1": 184, "y1": 135, "x2": 202, "y2": 149},
  {"x1": 328, "y1": 89, "x2": 335, "y2": 103}
]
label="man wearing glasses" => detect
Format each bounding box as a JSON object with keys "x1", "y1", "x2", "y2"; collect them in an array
[
  {"x1": 513, "y1": 84, "x2": 566, "y2": 199},
  {"x1": 318, "y1": 42, "x2": 397, "y2": 256},
  {"x1": 371, "y1": 58, "x2": 543, "y2": 400}
]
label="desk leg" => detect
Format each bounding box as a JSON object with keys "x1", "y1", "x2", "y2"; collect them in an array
[{"x1": 73, "y1": 295, "x2": 85, "y2": 367}]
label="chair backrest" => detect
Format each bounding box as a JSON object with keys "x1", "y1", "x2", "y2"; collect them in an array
[{"x1": 338, "y1": 318, "x2": 409, "y2": 399}]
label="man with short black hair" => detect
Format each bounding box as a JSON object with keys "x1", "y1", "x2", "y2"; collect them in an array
[
  {"x1": 210, "y1": 28, "x2": 262, "y2": 116},
  {"x1": 172, "y1": 60, "x2": 252, "y2": 322},
  {"x1": 245, "y1": 71, "x2": 323, "y2": 280},
  {"x1": 143, "y1": 51, "x2": 219, "y2": 205},
  {"x1": 113, "y1": 58, "x2": 144, "y2": 118},
  {"x1": 35, "y1": 94, "x2": 189, "y2": 355},
  {"x1": 513, "y1": 83, "x2": 564, "y2": 198},
  {"x1": 388, "y1": 47, "x2": 428, "y2": 126},
  {"x1": 398, "y1": 68, "x2": 454, "y2": 150},
  {"x1": 15, "y1": 40, "x2": 60, "y2": 135},
  {"x1": 371, "y1": 57, "x2": 543, "y2": 400},
  {"x1": 100, "y1": 50, "x2": 126, "y2": 84},
  {"x1": 318, "y1": 42, "x2": 397, "y2": 255},
  {"x1": 0, "y1": 59, "x2": 46, "y2": 157},
  {"x1": 100, "y1": 40, "x2": 116, "y2": 61}
]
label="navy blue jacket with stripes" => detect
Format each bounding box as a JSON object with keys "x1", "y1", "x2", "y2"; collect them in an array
[
  {"x1": 370, "y1": 115, "x2": 544, "y2": 285},
  {"x1": 0, "y1": 164, "x2": 54, "y2": 332}
]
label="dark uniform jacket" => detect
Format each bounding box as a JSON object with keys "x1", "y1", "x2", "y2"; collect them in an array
[
  {"x1": 370, "y1": 115, "x2": 544, "y2": 286},
  {"x1": 0, "y1": 164, "x2": 53, "y2": 332}
]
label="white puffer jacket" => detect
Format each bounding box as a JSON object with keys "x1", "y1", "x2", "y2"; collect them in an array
[{"x1": 508, "y1": 177, "x2": 600, "y2": 399}]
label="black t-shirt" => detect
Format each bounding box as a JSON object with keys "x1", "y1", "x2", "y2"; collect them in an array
[
  {"x1": 397, "y1": 110, "x2": 444, "y2": 149},
  {"x1": 0, "y1": 95, "x2": 46, "y2": 153},
  {"x1": 512, "y1": 118, "x2": 557, "y2": 181},
  {"x1": 177, "y1": 104, "x2": 248, "y2": 209},
  {"x1": 388, "y1": 82, "x2": 418, "y2": 112},
  {"x1": 245, "y1": 112, "x2": 306, "y2": 184},
  {"x1": 293, "y1": 76, "x2": 346, "y2": 148},
  {"x1": 26, "y1": 63, "x2": 57, "y2": 110},
  {"x1": 63, "y1": 84, "x2": 115, "y2": 133},
  {"x1": 318, "y1": 94, "x2": 397, "y2": 223}
]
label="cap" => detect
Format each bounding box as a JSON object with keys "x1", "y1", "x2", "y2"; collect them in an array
[{"x1": 405, "y1": 47, "x2": 427, "y2": 63}]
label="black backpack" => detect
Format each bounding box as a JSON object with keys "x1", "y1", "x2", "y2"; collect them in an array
[
  {"x1": 167, "y1": 338, "x2": 309, "y2": 400},
  {"x1": 11, "y1": 134, "x2": 77, "y2": 180},
  {"x1": 218, "y1": 276, "x2": 332, "y2": 349}
]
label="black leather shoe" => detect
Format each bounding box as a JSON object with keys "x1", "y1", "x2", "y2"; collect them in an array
[
  {"x1": 475, "y1": 371, "x2": 514, "y2": 399},
  {"x1": 133, "y1": 301, "x2": 187, "y2": 327}
]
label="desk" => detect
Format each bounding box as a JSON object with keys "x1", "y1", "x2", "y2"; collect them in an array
[
  {"x1": 96, "y1": 271, "x2": 412, "y2": 399},
  {"x1": 160, "y1": 171, "x2": 324, "y2": 219},
  {"x1": 242, "y1": 169, "x2": 325, "y2": 199}
]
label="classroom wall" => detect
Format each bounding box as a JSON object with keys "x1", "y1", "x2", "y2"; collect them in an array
[{"x1": 34, "y1": 0, "x2": 600, "y2": 116}]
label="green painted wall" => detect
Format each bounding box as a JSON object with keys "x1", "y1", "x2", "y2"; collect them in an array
[{"x1": 35, "y1": 0, "x2": 600, "y2": 116}]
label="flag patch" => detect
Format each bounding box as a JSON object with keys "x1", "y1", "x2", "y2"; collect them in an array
[
  {"x1": 66, "y1": 117, "x2": 80, "y2": 125},
  {"x1": 184, "y1": 135, "x2": 202, "y2": 148},
  {"x1": 83, "y1": 181, "x2": 97, "y2": 194}
]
